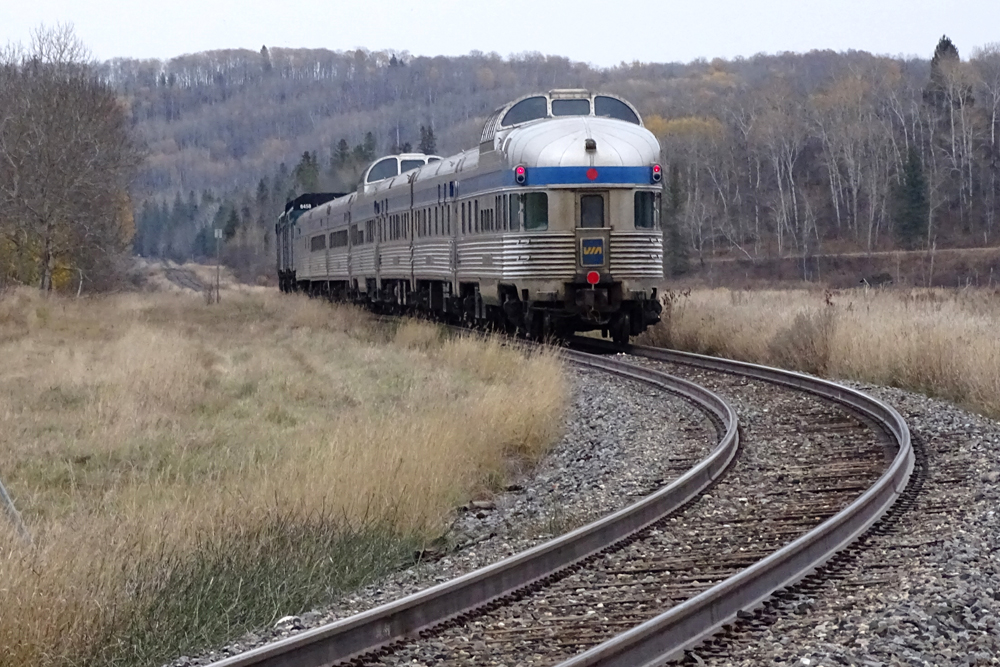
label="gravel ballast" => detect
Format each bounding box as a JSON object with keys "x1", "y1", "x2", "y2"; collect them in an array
[
  {"x1": 684, "y1": 380, "x2": 1000, "y2": 667},
  {"x1": 171, "y1": 355, "x2": 1000, "y2": 667},
  {"x1": 168, "y1": 364, "x2": 718, "y2": 666}
]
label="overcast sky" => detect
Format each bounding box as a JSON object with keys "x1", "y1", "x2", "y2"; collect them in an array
[{"x1": 2, "y1": 0, "x2": 998, "y2": 66}]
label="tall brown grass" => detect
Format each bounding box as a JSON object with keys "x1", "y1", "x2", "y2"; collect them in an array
[
  {"x1": 643, "y1": 287, "x2": 1000, "y2": 417},
  {"x1": 0, "y1": 288, "x2": 565, "y2": 666}
]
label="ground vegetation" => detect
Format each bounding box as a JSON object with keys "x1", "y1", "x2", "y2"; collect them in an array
[{"x1": 0, "y1": 288, "x2": 565, "y2": 666}]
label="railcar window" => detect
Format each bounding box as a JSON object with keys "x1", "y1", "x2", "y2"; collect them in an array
[
  {"x1": 474, "y1": 201, "x2": 479, "y2": 233},
  {"x1": 401, "y1": 159, "x2": 423, "y2": 173},
  {"x1": 580, "y1": 194, "x2": 605, "y2": 228},
  {"x1": 367, "y1": 158, "x2": 398, "y2": 182},
  {"x1": 524, "y1": 193, "x2": 548, "y2": 231},
  {"x1": 311, "y1": 235, "x2": 326, "y2": 251},
  {"x1": 509, "y1": 194, "x2": 521, "y2": 231},
  {"x1": 501, "y1": 96, "x2": 547, "y2": 126},
  {"x1": 330, "y1": 230, "x2": 348, "y2": 248},
  {"x1": 551, "y1": 99, "x2": 591, "y2": 116},
  {"x1": 434, "y1": 207, "x2": 439, "y2": 235},
  {"x1": 634, "y1": 191, "x2": 658, "y2": 229},
  {"x1": 594, "y1": 96, "x2": 640, "y2": 124},
  {"x1": 461, "y1": 202, "x2": 466, "y2": 234}
]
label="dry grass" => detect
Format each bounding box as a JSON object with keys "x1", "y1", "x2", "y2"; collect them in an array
[
  {"x1": 0, "y1": 288, "x2": 565, "y2": 667},
  {"x1": 642, "y1": 287, "x2": 1000, "y2": 417}
]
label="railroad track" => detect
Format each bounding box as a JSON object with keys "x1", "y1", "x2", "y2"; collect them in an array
[
  {"x1": 207, "y1": 338, "x2": 912, "y2": 667},
  {"x1": 163, "y1": 267, "x2": 207, "y2": 292}
]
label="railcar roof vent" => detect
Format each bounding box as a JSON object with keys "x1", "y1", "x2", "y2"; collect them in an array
[{"x1": 585, "y1": 138, "x2": 597, "y2": 151}]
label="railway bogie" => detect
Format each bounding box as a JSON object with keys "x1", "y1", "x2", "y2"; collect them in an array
[{"x1": 276, "y1": 90, "x2": 665, "y2": 342}]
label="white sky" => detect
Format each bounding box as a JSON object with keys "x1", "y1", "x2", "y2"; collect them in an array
[{"x1": 2, "y1": 0, "x2": 998, "y2": 66}]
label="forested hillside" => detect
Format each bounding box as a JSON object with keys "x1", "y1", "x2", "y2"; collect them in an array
[{"x1": 109, "y1": 39, "x2": 1000, "y2": 280}]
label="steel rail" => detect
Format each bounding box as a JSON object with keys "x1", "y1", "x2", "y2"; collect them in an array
[
  {"x1": 555, "y1": 339, "x2": 913, "y2": 667},
  {"x1": 207, "y1": 350, "x2": 739, "y2": 667}
]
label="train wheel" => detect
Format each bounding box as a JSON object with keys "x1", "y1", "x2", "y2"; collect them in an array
[{"x1": 611, "y1": 313, "x2": 631, "y2": 345}]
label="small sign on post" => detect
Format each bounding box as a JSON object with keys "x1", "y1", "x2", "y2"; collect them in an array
[{"x1": 214, "y1": 229, "x2": 222, "y2": 304}]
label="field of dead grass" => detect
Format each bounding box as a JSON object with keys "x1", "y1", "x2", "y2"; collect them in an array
[
  {"x1": 642, "y1": 287, "x2": 1000, "y2": 417},
  {"x1": 0, "y1": 288, "x2": 565, "y2": 667}
]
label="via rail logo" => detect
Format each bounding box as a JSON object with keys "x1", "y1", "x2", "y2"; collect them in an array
[{"x1": 581, "y1": 238, "x2": 605, "y2": 267}]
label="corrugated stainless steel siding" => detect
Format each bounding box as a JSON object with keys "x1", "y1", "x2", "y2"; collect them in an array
[
  {"x1": 327, "y1": 250, "x2": 349, "y2": 279},
  {"x1": 609, "y1": 231, "x2": 664, "y2": 279},
  {"x1": 352, "y1": 246, "x2": 376, "y2": 275},
  {"x1": 457, "y1": 238, "x2": 504, "y2": 280},
  {"x1": 499, "y1": 233, "x2": 576, "y2": 280},
  {"x1": 379, "y1": 243, "x2": 412, "y2": 278},
  {"x1": 413, "y1": 240, "x2": 453, "y2": 280}
]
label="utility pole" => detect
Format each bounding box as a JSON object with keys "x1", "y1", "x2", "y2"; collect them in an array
[{"x1": 215, "y1": 228, "x2": 223, "y2": 304}]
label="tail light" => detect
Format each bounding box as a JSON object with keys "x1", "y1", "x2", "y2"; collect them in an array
[
  {"x1": 515, "y1": 165, "x2": 526, "y2": 185},
  {"x1": 651, "y1": 164, "x2": 662, "y2": 184}
]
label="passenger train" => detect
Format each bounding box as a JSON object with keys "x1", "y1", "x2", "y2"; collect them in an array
[{"x1": 276, "y1": 89, "x2": 664, "y2": 343}]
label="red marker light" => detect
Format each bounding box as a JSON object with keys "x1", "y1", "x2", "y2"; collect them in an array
[
  {"x1": 653, "y1": 164, "x2": 661, "y2": 174},
  {"x1": 651, "y1": 163, "x2": 662, "y2": 183},
  {"x1": 515, "y1": 165, "x2": 526, "y2": 184},
  {"x1": 586, "y1": 271, "x2": 600, "y2": 285},
  {"x1": 586, "y1": 168, "x2": 599, "y2": 181}
]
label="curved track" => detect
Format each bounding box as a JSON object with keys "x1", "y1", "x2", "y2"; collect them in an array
[{"x1": 206, "y1": 338, "x2": 912, "y2": 667}]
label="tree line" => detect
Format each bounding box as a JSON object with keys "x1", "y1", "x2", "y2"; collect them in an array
[
  {"x1": 656, "y1": 36, "x2": 1000, "y2": 275},
  {"x1": 6, "y1": 31, "x2": 995, "y2": 289},
  {"x1": 117, "y1": 38, "x2": 1000, "y2": 282}
]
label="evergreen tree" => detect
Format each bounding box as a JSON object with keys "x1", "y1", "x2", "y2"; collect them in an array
[
  {"x1": 362, "y1": 132, "x2": 377, "y2": 161},
  {"x1": 418, "y1": 125, "x2": 437, "y2": 154},
  {"x1": 895, "y1": 146, "x2": 929, "y2": 249},
  {"x1": 293, "y1": 151, "x2": 319, "y2": 192},
  {"x1": 333, "y1": 138, "x2": 350, "y2": 167},
  {"x1": 925, "y1": 35, "x2": 961, "y2": 109},
  {"x1": 223, "y1": 206, "x2": 240, "y2": 240},
  {"x1": 255, "y1": 178, "x2": 269, "y2": 209},
  {"x1": 664, "y1": 165, "x2": 689, "y2": 276},
  {"x1": 260, "y1": 45, "x2": 272, "y2": 74}
]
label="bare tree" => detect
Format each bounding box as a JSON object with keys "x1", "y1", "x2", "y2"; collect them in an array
[{"x1": 0, "y1": 25, "x2": 142, "y2": 291}]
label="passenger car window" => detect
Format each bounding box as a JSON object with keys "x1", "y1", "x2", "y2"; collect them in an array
[
  {"x1": 594, "y1": 96, "x2": 640, "y2": 124},
  {"x1": 580, "y1": 195, "x2": 605, "y2": 228},
  {"x1": 524, "y1": 193, "x2": 548, "y2": 231},
  {"x1": 367, "y1": 158, "x2": 398, "y2": 182},
  {"x1": 509, "y1": 195, "x2": 520, "y2": 231},
  {"x1": 551, "y1": 99, "x2": 591, "y2": 116},
  {"x1": 501, "y1": 96, "x2": 548, "y2": 126},
  {"x1": 400, "y1": 159, "x2": 423, "y2": 173},
  {"x1": 634, "y1": 191, "x2": 658, "y2": 229}
]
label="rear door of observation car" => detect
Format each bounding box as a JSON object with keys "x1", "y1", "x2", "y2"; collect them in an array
[{"x1": 575, "y1": 191, "x2": 610, "y2": 276}]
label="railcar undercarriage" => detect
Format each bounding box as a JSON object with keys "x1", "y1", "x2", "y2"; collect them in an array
[{"x1": 284, "y1": 272, "x2": 660, "y2": 343}]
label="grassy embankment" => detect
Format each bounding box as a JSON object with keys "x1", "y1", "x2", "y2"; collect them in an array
[
  {"x1": 642, "y1": 287, "x2": 1000, "y2": 418},
  {"x1": 0, "y1": 289, "x2": 565, "y2": 667}
]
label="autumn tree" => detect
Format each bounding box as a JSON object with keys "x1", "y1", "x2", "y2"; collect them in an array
[{"x1": 0, "y1": 25, "x2": 141, "y2": 291}]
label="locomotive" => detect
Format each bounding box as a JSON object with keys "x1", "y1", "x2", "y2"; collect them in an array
[{"x1": 276, "y1": 89, "x2": 664, "y2": 343}]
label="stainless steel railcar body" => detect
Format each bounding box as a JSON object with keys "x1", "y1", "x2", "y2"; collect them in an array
[{"x1": 276, "y1": 90, "x2": 664, "y2": 341}]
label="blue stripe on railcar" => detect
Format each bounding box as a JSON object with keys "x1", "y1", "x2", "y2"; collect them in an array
[{"x1": 521, "y1": 166, "x2": 652, "y2": 186}]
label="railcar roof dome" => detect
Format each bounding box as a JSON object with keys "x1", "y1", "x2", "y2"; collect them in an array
[
  {"x1": 362, "y1": 153, "x2": 443, "y2": 187},
  {"x1": 481, "y1": 90, "x2": 642, "y2": 145}
]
